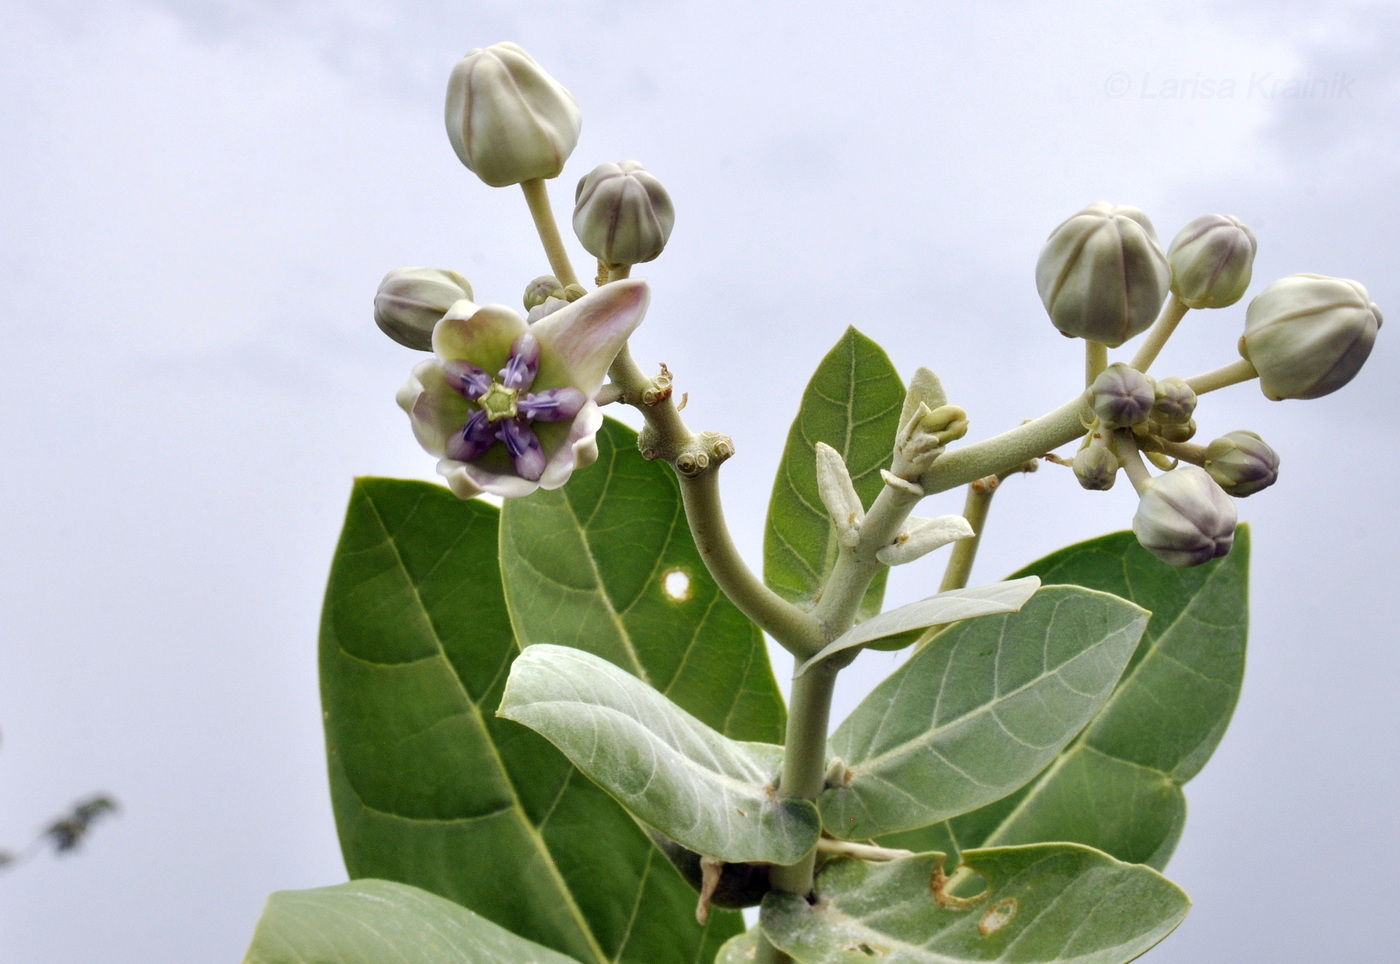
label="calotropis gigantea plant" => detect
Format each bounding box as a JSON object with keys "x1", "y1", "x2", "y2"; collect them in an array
[{"x1": 243, "y1": 42, "x2": 1380, "y2": 964}]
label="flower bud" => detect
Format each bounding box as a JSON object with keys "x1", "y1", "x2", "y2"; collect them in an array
[
  {"x1": 1155, "y1": 417, "x2": 1197, "y2": 444},
  {"x1": 1205, "y1": 430, "x2": 1280, "y2": 497},
  {"x1": 1088, "y1": 363, "x2": 1155, "y2": 428},
  {"x1": 573, "y1": 161, "x2": 676, "y2": 266},
  {"x1": 1152, "y1": 376, "x2": 1197, "y2": 424},
  {"x1": 1133, "y1": 465, "x2": 1236, "y2": 567},
  {"x1": 1073, "y1": 445, "x2": 1119, "y2": 491},
  {"x1": 524, "y1": 275, "x2": 564, "y2": 311},
  {"x1": 373, "y1": 267, "x2": 474, "y2": 350},
  {"x1": 1167, "y1": 214, "x2": 1257, "y2": 309},
  {"x1": 1240, "y1": 273, "x2": 1382, "y2": 400},
  {"x1": 1036, "y1": 202, "x2": 1171, "y2": 347},
  {"x1": 445, "y1": 42, "x2": 582, "y2": 187}
]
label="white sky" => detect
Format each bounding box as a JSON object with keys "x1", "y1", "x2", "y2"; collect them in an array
[{"x1": 1, "y1": 1, "x2": 1396, "y2": 960}]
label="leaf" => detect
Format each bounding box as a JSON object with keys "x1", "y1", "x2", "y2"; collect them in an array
[
  {"x1": 242, "y1": 879, "x2": 581, "y2": 964},
  {"x1": 500, "y1": 644, "x2": 821, "y2": 865},
  {"x1": 795, "y1": 578, "x2": 1041, "y2": 675},
  {"x1": 320, "y1": 479, "x2": 737, "y2": 964},
  {"x1": 821, "y1": 587, "x2": 1147, "y2": 839},
  {"x1": 890, "y1": 528, "x2": 1248, "y2": 869},
  {"x1": 764, "y1": 327, "x2": 906, "y2": 620},
  {"x1": 501, "y1": 417, "x2": 786, "y2": 744},
  {"x1": 751, "y1": 846, "x2": 1189, "y2": 964}
]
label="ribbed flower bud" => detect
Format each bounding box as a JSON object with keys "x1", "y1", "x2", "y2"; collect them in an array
[
  {"x1": 1036, "y1": 202, "x2": 1171, "y2": 347},
  {"x1": 1088, "y1": 363, "x2": 1155, "y2": 428},
  {"x1": 1133, "y1": 465, "x2": 1236, "y2": 567},
  {"x1": 374, "y1": 267, "x2": 474, "y2": 350},
  {"x1": 1205, "y1": 430, "x2": 1280, "y2": 497},
  {"x1": 1152, "y1": 376, "x2": 1197, "y2": 424},
  {"x1": 1167, "y1": 214, "x2": 1257, "y2": 309},
  {"x1": 573, "y1": 161, "x2": 676, "y2": 267},
  {"x1": 1240, "y1": 274, "x2": 1382, "y2": 400},
  {"x1": 445, "y1": 42, "x2": 582, "y2": 187},
  {"x1": 1073, "y1": 446, "x2": 1119, "y2": 491},
  {"x1": 1155, "y1": 418, "x2": 1197, "y2": 444},
  {"x1": 524, "y1": 275, "x2": 564, "y2": 310}
]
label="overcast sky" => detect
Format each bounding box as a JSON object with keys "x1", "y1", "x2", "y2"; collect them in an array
[{"x1": 1, "y1": 1, "x2": 1397, "y2": 961}]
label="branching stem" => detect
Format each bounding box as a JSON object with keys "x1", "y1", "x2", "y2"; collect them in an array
[
  {"x1": 1129, "y1": 294, "x2": 1190, "y2": 373},
  {"x1": 939, "y1": 476, "x2": 998, "y2": 592}
]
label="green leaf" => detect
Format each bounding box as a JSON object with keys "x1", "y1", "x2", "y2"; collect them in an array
[
  {"x1": 891, "y1": 528, "x2": 1248, "y2": 869},
  {"x1": 320, "y1": 479, "x2": 737, "y2": 964},
  {"x1": 242, "y1": 879, "x2": 581, "y2": 964},
  {"x1": 821, "y1": 587, "x2": 1147, "y2": 839},
  {"x1": 500, "y1": 644, "x2": 821, "y2": 865},
  {"x1": 764, "y1": 327, "x2": 905, "y2": 620},
  {"x1": 795, "y1": 577, "x2": 1041, "y2": 674},
  {"x1": 501, "y1": 418, "x2": 786, "y2": 744},
  {"x1": 746, "y1": 846, "x2": 1188, "y2": 964}
]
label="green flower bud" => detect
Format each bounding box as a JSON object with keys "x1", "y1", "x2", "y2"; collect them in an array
[
  {"x1": 373, "y1": 267, "x2": 474, "y2": 350},
  {"x1": 1167, "y1": 214, "x2": 1257, "y2": 309},
  {"x1": 445, "y1": 42, "x2": 582, "y2": 187},
  {"x1": 1239, "y1": 273, "x2": 1382, "y2": 400},
  {"x1": 1152, "y1": 376, "x2": 1197, "y2": 424},
  {"x1": 1073, "y1": 446, "x2": 1119, "y2": 491},
  {"x1": 1036, "y1": 202, "x2": 1171, "y2": 347},
  {"x1": 1155, "y1": 417, "x2": 1197, "y2": 444},
  {"x1": 524, "y1": 275, "x2": 564, "y2": 310},
  {"x1": 573, "y1": 161, "x2": 676, "y2": 267},
  {"x1": 1088, "y1": 363, "x2": 1155, "y2": 428},
  {"x1": 1133, "y1": 465, "x2": 1236, "y2": 567},
  {"x1": 1205, "y1": 430, "x2": 1279, "y2": 497}
]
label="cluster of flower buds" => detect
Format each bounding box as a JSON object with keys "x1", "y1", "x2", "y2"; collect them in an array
[{"x1": 1041, "y1": 203, "x2": 1380, "y2": 566}]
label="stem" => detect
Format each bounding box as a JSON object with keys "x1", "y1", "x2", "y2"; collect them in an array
[
  {"x1": 1155, "y1": 439, "x2": 1208, "y2": 466},
  {"x1": 920, "y1": 394, "x2": 1089, "y2": 496},
  {"x1": 810, "y1": 479, "x2": 924, "y2": 635},
  {"x1": 769, "y1": 661, "x2": 841, "y2": 897},
  {"x1": 1085, "y1": 341, "x2": 1108, "y2": 386},
  {"x1": 1129, "y1": 294, "x2": 1190, "y2": 373},
  {"x1": 520, "y1": 178, "x2": 580, "y2": 289},
  {"x1": 1111, "y1": 432, "x2": 1154, "y2": 494},
  {"x1": 608, "y1": 264, "x2": 632, "y2": 282},
  {"x1": 939, "y1": 477, "x2": 997, "y2": 592},
  {"x1": 1185, "y1": 358, "x2": 1258, "y2": 395}
]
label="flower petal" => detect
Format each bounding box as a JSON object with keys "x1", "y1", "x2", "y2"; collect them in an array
[
  {"x1": 397, "y1": 359, "x2": 469, "y2": 456},
  {"x1": 432, "y1": 300, "x2": 527, "y2": 373},
  {"x1": 438, "y1": 457, "x2": 542, "y2": 499},
  {"x1": 530, "y1": 278, "x2": 649, "y2": 394},
  {"x1": 537, "y1": 402, "x2": 604, "y2": 491},
  {"x1": 518, "y1": 386, "x2": 586, "y2": 422}
]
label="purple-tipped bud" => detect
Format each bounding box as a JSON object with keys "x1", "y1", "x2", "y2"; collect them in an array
[
  {"x1": 1240, "y1": 273, "x2": 1382, "y2": 400},
  {"x1": 1205, "y1": 430, "x2": 1280, "y2": 497},
  {"x1": 1133, "y1": 465, "x2": 1237, "y2": 567},
  {"x1": 1168, "y1": 214, "x2": 1257, "y2": 309},
  {"x1": 1088, "y1": 363, "x2": 1156, "y2": 428},
  {"x1": 573, "y1": 161, "x2": 676, "y2": 267},
  {"x1": 1073, "y1": 446, "x2": 1119, "y2": 491},
  {"x1": 1152, "y1": 376, "x2": 1197, "y2": 424}
]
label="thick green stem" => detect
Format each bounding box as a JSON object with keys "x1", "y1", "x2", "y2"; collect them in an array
[
  {"x1": 1129, "y1": 294, "x2": 1190, "y2": 373},
  {"x1": 520, "y1": 178, "x2": 580, "y2": 289},
  {"x1": 939, "y1": 478, "x2": 997, "y2": 592},
  {"x1": 810, "y1": 479, "x2": 924, "y2": 636},
  {"x1": 1111, "y1": 432, "x2": 1153, "y2": 494},
  {"x1": 1085, "y1": 341, "x2": 1108, "y2": 386},
  {"x1": 769, "y1": 661, "x2": 841, "y2": 897},
  {"x1": 920, "y1": 395, "x2": 1089, "y2": 496},
  {"x1": 1186, "y1": 358, "x2": 1258, "y2": 395}
]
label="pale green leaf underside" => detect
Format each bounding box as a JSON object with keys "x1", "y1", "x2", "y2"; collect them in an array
[
  {"x1": 822, "y1": 587, "x2": 1147, "y2": 839},
  {"x1": 243, "y1": 879, "x2": 580, "y2": 964},
  {"x1": 746, "y1": 846, "x2": 1188, "y2": 964},
  {"x1": 501, "y1": 644, "x2": 820, "y2": 865},
  {"x1": 891, "y1": 528, "x2": 1248, "y2": 870},
  {"x1": 796, "y1": 578, "x2": 1041, "y2": 675},
  {"x1": 764, "y1": 327, "x2": 905, "y2": 621}
]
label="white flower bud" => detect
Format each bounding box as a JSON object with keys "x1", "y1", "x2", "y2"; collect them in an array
[
  {"x1": 1205, "y1": 430, "x2": 1280, "y2": 497},
  {"x1": 573, "y1": 161, "x2": 676, "y2": 266},
  {"x1": 1168, "y1": 214, "x2": 1257, "y2": 309},
  {"x1": 445, "y1": 42, "x2": 582, "y2": 187},
  {"x1": 1036, "y1": 202, "x2": 1171, "y2": 347},
  {"x1": 1152, "y1": 376, "x2": 1197, "y2": 424},
  {"x1": 1073, "y1": 446, "x2": 1119, "y2": 491},
  {"x1": 524, "y1": 275, "x2": 564, "y2": 310},
  {"x1": 1088, "y1": 363, "x2": 1155, "y2": 428},
  {"x1": 373, "y1": 267, "x2": 474, "y2": 350},
  {"x1": 1133, "y1": 465, "x2": 1236, "y2": 567},
  {"x1": 1240, "y1": 273, "x2": 1382, "y2": 400}
]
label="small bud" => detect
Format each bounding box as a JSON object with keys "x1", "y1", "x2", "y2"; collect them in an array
[
  {"x1": 815, "y1": 443, "x2": 864, "y2": 548},
  {"x1": 893, "y1": 403, "x2": 968, "y2": 478},
  {"x1": 1133, "y1": 465, "x2": 1236, "y2": 567},
  {"x1": 899, "y1": 367, "x2": 949, "y2": 433},
  {"x1": 1152, "y1": 376, "x2": 1197, "y2": 424},
  {"x1": 573, "y1": 161, "x2": 676, "y2": 266},
  {"x1": 1205, "y1": 430, "x2": 1280, "y2": 497},
  {"x1": 524, "y1": 275, "x2": 564, "y2": 310},
  {"x1": 374, "y1": 267, "x2": 473, "y2": 350},
  {"x1": 445, "y1": 42, "x2": 582, "y2": 187},
  {"x1": 1239, "y1": 273, "x2": 1383, "y2": 400},
  {"x1": 1073, "y1": 446, "x2": 1119, "y2": 491},
  {"x1": 1156, "y1": 417, "x2": 1197, "y2": 444},
  {"x1": 1167, "y1": 214, "x2": 1258, "y2": 309},
  {"x1": 875, "y1": 515, "x2": 975, "y2": 567},
  {"x1": 1088, "y1": 363, "x2": 1155, "y2": 428},
  {"x1": 1036, "y1": 202, "x2": 1171, "y2": 347}
]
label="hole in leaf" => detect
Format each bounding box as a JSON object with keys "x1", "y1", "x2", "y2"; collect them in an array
[
  {"x1": 662, "y1": 568, "x2": 691, "y2": 602},
  {"x1": 978, "y1": 897, "x2": 1017, "y2": 936}
]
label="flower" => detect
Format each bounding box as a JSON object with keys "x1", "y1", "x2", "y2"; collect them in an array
[{"x1": 397, "y1": 279, "x2": 649, "y2": 498}]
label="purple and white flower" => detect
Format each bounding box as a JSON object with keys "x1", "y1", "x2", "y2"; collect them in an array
[{"x1": 396, "y1": 279, "x2": 649, "y2": 498}]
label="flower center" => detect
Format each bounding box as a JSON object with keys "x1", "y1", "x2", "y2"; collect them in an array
[{"x1": 478, "y1": 381, "x2": 519, "y2": 422}]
